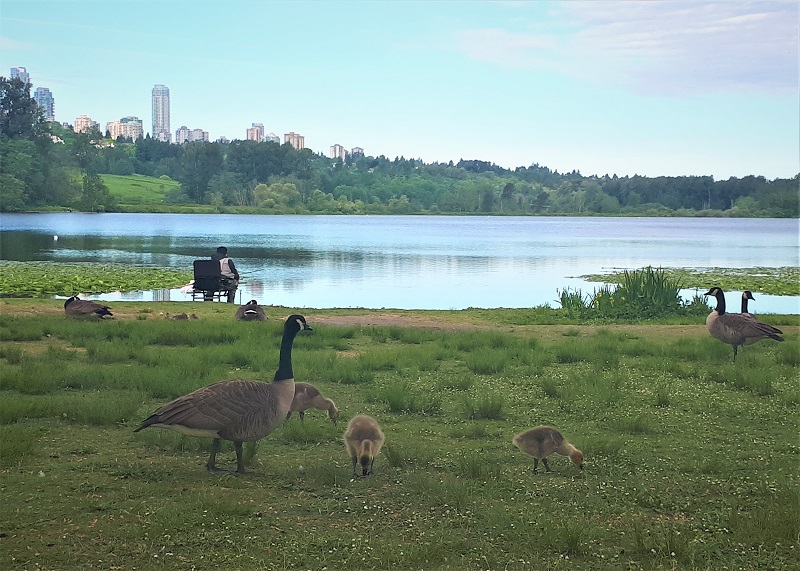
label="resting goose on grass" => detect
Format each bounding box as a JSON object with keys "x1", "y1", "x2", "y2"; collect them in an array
[
  {"x1": 704, "y1": 287, "x2": 783, "y2": 361},
  {"x1": 235, "y1": 300, "x2": 266, "y2": 321},
  {"x1": 64, "y1": 296, "x2": 113, "y2": 318},
  {"x1": 134, "y1": 314, "x2": 312, "y2": 474}
]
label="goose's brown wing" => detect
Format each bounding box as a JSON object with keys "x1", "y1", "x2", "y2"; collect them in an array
[{"x1": 136, "y1": 380, "x2": 290, "y2": 441}]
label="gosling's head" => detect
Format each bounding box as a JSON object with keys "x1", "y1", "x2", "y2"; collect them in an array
[
  {"x1": 328, "y1": 403, "x2": 340, "y2": 425},
  {"x1": 571, "y1": 449, "x2": 585, "y2": 470},
  {"x1": 359, "y1": 455, "x2": 372, "y2": 476}
]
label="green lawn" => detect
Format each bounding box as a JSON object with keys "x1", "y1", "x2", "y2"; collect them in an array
[
  {"x1": 0, "y1": 301, "x2": 798, "y2": 570},
  {"x1": 101, "y1": 173, "x2": 180, "y2": 205}
]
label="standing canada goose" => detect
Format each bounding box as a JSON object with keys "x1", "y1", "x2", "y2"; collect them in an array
[
  {"x1": 235, "y1": 300, "x2": 266, "y2": 321},
  {"x1": 287, "y1": 382, "x2": 339, "y2": 424},
  {"x1": 740, "y1": 290, "x2": 755, "y2": 315},
  {"x1": 64, "y1": 296, "x2": 113, "y2": 318},
  {"x1": 344, "y1": 414, "x2": 385, "y2": 477},
  {"x1": 512, "y1": 426, "x2": 584, "y2": 474},
  {"x1": 134, "y1": 314, "x2": 312, "y2": 474},
  {"x1": 704, "y1": 287, "x2": 783, "y2": 361}
]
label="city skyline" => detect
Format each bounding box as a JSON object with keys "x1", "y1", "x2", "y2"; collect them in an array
[
  {"x1": 9, "y1": 70, "x2": 360, "y2": 156},
  {"x1": 1, "y1": 1, "x2": 797, "y2": 179}
]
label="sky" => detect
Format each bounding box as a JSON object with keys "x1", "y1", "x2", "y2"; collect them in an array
[{"x1": 2, "y1": 0, "x2": 797, "y2": 180}]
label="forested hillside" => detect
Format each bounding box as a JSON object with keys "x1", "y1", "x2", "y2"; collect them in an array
[{"x1": 2, "y1": 76, "x2": 797, "y2": 216}]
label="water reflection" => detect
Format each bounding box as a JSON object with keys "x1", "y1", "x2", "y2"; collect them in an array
[{"x1": 1, "y1": 213, "x2": 797, "y2": 312}]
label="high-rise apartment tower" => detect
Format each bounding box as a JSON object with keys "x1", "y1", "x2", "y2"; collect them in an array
[
  {"x1": 34, "y1": 87, "x2": 55, "y2": 121},
  {"x1": 10, "y1": 67, "x2": 30, "y2": 84},
  {"x1": 151, "y1": 84, "x2": 171, "y2": 142}
]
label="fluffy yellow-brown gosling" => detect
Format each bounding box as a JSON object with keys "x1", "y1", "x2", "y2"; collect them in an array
[
  {"x1": 512, "y1": 426, "x2": 584, "y2": 474},
  {"x1": 344, "y1": 414, "x2": 385, "y2": 477},
  {"x1": 134, "y1": 315, "x2": 312, "y2": 474},
  {"x1": 287, "y1": 382, "x2": 339, "y2": 424}
]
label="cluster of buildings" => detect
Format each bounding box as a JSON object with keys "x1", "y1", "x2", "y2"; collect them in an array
[{"x1": 9, "y1": 67, "x2": 363, "y2": 158}]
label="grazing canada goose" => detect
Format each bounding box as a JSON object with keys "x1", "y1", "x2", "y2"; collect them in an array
[
  {"x1": 64, "y1": 296, "x2": 113, "y2": 318},
  {"x1": 134, "y1": 314, "x2": 312, "y2": 474},
  {"x1": 512, "y1": 426, "x2": 584, "y2": 474},
  {"x1": 704, "y1": 287, "x2": 783, "y2": 361},
  {"x1": 235, "y1": 299, "x2": 266, "y2": 321},
  {"x1": 287, "y1": 382, "x2": 339, "y2": 424},
  {"x1": 344, "y1": 414, "x2": 385, "y2": 477}
]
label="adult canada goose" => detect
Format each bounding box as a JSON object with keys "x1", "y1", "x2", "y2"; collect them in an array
[
  {"x1": 287, "y1": 382, "x2": 339, "y2": 424},
  {"x1": 134, "y1": 314, "x2": 312, "y2": 474},
  {"x1": 64, "y1": 296, "x2": 113, "y2": 318},
  {"x1": 512, "y1": 426, "x2": 584, "y2": 474},
  {"x1": 235, "y1": 299, "x2": 266, "y2": 321},
  {"x1": 344, "y1": 414, "x2": 385, "y2": 477},
  {"x1": 704, "y1": 287, "x2": 783, "y2": 361},
  {"x1": 740, "y1": 290, "x2": 755, "y2": 315}
]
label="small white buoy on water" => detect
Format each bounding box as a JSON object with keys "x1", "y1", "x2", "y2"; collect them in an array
[{"x1": 53, "y1": 235, "x2": 58, "y2": 241}]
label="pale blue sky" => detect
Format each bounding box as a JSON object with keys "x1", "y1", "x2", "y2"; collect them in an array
[{"x1": 2, "y1": 0, "x2": 797, "y2": 179}]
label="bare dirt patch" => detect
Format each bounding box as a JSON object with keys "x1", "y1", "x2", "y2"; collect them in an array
[{"x1": 309, "y1": 313, "x2": 484, "y2": 331}]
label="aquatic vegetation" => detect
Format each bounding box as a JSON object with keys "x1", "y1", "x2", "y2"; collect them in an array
[
  {"x1": 583, "y1": 265, "x2": 800, "y2": 296},
  {"x1": 0, "y1": 261, "x2": 192, "y2": 297}
]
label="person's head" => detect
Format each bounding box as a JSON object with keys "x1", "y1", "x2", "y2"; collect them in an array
[{"x1": 216, "y1": 246, "x2": 228, "y2": 256}]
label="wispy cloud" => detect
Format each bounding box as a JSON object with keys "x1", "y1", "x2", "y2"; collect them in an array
[{"x1": 453, "y1": 1, "x2": 798, "y2": 95}]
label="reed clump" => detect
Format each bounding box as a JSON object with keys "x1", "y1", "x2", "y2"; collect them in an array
[{"x1": 558, "y1": 266, "x2": 709, "y2": 319}]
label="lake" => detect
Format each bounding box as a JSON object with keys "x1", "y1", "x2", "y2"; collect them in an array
[{"x1": 1, "y1": 213, "x2": 798, "y2": 313}]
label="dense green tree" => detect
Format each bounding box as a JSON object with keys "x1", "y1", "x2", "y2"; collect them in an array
[
  {"x1": 77, "y1": 172, "x2": 116, "y2": 212},
  {"x1": 0, "y1": 77, "x2": 49, "y2": 140},
  {"x1": 0, "y1": 172, "x2": 26, "y2": 210},
  {"x1": 178, "y1": 142, "x2": 224, "y2": 203}
]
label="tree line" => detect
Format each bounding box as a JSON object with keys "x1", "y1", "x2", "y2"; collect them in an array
[{"x1": 2, "y1": 76, "x2": 797, "y2": 216}]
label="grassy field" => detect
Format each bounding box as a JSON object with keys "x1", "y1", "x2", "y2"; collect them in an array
[
  {"x1": 0, "y1": 299, "x2": 798, "y2": 570},
  {"x1": 101, "y1": 174, "x2": 180, "y2": 205}
]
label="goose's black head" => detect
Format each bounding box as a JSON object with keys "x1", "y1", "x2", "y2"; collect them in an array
[
  {"x1": 64, "y1": 296, "x2": 78, "y2": 308},
  {"x1": 703, "y1": 287, "x2": 723, "y2": 298},
  {"x1": 246, "y1": 299, "x2": 259, "y2": 306},
  {"x1": 285, "y1": 314, "x2": 313, "y2": 334},
  {"x1": 743, "y1": 291, "x2": 755, "y2": 301}
]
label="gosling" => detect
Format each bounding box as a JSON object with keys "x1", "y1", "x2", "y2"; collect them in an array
[
  {"x1": 287, "y1": 382, "x2": 339, "y2": 424},
  {"x1": 512, "y1": 426, "x2": 584, "y2": 474},
  {"x1": 344, "y1": 414, "x2": 385, "y2": 477}
]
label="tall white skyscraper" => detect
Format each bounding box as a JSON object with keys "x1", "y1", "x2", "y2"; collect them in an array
[
  {"x1": 10, "y1": 66, "x2": 30, "y2": 84},
  {"x1": 152, "y1": 84, "x2": 171, "y2": 142}
]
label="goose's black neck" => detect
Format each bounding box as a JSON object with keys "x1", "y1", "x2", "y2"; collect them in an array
[
  {"x1": 274, "y1": 328, "x2": 298, "y2": 382},
  {"x1": 714, "y1": 291, "x2": 727, "y2": 315},
  {"x1": 740, "y1": 296, "x2": 748, "y2": 314}
]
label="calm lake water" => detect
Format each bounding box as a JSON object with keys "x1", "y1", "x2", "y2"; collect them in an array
[{"x1": 1, "y1": 213, "x2": 798, "y2": 313}]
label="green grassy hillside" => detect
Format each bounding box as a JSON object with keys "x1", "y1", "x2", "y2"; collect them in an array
[{"x1": 101, "y1": 174, "x2": 180, "y2": 205}]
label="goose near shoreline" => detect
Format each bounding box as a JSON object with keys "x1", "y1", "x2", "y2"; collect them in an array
[{"x1": 704, "y1": 287, "x2": 783, "y2": 361}]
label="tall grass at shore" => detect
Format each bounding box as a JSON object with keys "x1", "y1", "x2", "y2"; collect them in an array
[
  {"x1": 0, "y1": 303, "x2": 797, "y2": 570},
  {"x1": 559, "y1": 266, "x2": 709, "y2": 320}
]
